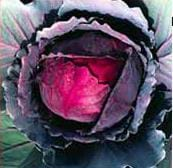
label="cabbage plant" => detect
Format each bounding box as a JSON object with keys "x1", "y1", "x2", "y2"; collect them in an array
[{"x1": 0, "y1": 0, "x2": 171, "y2": 167}]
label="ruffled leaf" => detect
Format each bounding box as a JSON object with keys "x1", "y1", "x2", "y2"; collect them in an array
[
  {"x1": 43, "y1": 129, "x2": 165, "y2": 168},
  {"x1": 58, "y1": 0, "x2": 154, "y2": 46}
]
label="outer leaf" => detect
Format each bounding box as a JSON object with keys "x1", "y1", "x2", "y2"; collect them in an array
[
  {"x1": 19, "y1": 148, "x2": 43, "y2": 168},
  {"x1": 142, "y1": 0, "x2": 172, "y2": 48},
  {"x1": 0, "y1": 0, "x2": 62, "y2": 81},
  {"x1": 158, "y1": 139, "x2": 171, "y2": 168},
  {"x1": 142, "y1": 0, "x2": 172, "y2": 91},
  {"x1": 156, "y1": 35, "x2": 172, "y2": 90},
  {"x1": 0, "y1": 111, "x2": 36, "y2": 168}
]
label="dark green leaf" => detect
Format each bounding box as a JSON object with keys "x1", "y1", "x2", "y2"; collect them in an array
[{"x1": 0, "y1": 111, "x2": 39, "y2": 168}]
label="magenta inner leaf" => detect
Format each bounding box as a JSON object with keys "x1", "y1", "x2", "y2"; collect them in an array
[{"x1": 37, "y1": 57, "x2": 125, "y2": 123}]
